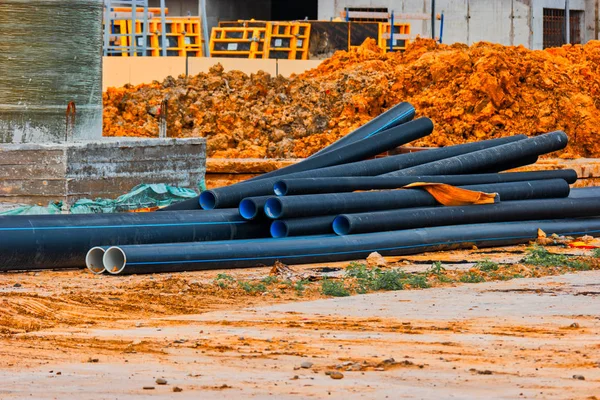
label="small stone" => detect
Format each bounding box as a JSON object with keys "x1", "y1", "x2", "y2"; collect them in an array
[
  {"x1": 374, "y1": 367, "x2": 385, "y2": 371},
  {"x1": 56, "y1": 372, "x2": 61, "y2": 375},
  {"x1": 238, "y1": 336, "x2": 245, "y2": 341},
  {"x1": 366, "y1": 252, "x2": 387, "y2": 268},
  {"x1": 300, "y1": 361, "x2": 313, "y2": 369},
  {"x1": 330, "y1": 372, "x2": 344, "y2": 380},
  {"x1": 13, "y1": 283, "x2": 22, "y2": 288},
  {"x1": 324, "y1": 371, "x2": 332, "y2": 376},
  {"x1": 173, "y1": 387, "x2": 183, "y2": 392},
  {"x1": 143, "y1": 386, "x2": 155, "y2": 390},
  {"x1": 290, "y1": 375, "x2": 299, "y2": 380},
  {"x1": 156, "y1": 378, "x2": 168, "y2": 385},
  {"x1": 87, "y1": 358, "x2": 99, "y2": 363},
  {"x1": 477, "y1": 370, "x2": 493, "y2": 375},
  {"x1": 570, "y1": 322, "x2": 580, "y2": 328},
  {"x1": 382, "y1": 358, "x2": 395, "y2": 364},
  {"x1": 573, "y1": 375, "x2": 585, "y2": 380}
]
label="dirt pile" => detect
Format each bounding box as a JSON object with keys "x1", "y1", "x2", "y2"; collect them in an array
[{"x1": 103, "y1": 38, "x2": 600, "y2": 158}]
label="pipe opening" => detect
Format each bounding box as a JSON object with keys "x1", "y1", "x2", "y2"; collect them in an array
[
  {"x1": 332, "y1": 216, "x2": 351, "y2": 236},
  {"x1": 270, "y1": 220, "x2": 289, "y2": 238},
  {"x1": 239, "y1": 199, "x2": 258, "y2": 220},
  {"x1": 85, "y1": 247, "x2": 106, "y2": 274},
  {"x1": 273, "y1": 181, "x2": 287, "y2": 196},
  {"x1": 199, "y1": 191, "x2": 217, "y2": 210},
  {"x1": 264, "y1": 198, "x2": 283, "y2": 219},
  {"x1": 103, "y1": 247, "x2": 127, "y2": 275}
]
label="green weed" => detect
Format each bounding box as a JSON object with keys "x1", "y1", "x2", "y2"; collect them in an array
[
  {"x1": 261, "y1": 276, "x2": 279, "y2": 285},
  {"x1": 405, "y1": 274, "x2": 430, "y2": 288},
  {"x1": 294, "y1": 279, "x2": 310, "y2": 296},
  {"x1": 214, "y1": 273, "x2": 235, "y2": 288},
  {"x1": 459, "y1": 272, "x2": 486, "y2": 283},
  {"x1": 522, "y1": 246, "x2": 590, "y2": 271},
  {"x1": 373, "y1": 269, "x2": 406, "y2": 291},
  {"x1": 238, "y1": 281, "x2": 267, "y2": 294},
  {"x1": 476, "y1": 259, "x2": 499, "y2": 272},
  {"x1": 428, "y1": 262, "x2": 446, "y2": 276},
  {"x1": 321, "y1": 279, "x2": 351, "y2": 297}
]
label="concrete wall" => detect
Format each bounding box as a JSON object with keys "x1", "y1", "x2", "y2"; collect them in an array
[
  {"x1": 204, "y1": 0, "x2": 272, "y2": 37},
  {"x1": 103, "y1": 57, "x2": 322, "y2": 89},
  {"x1": 319, "y1": 0, "x2": 599, "y2": 49},
  {"x1": 0, "y1": 138, "x2": 206, "y2": 205}
]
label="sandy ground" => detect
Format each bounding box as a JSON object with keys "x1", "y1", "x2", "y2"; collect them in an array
[{"x1": 0, "y1": 246, "x2": 599, "y2": 399}]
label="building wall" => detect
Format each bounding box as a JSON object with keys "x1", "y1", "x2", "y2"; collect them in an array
[
  {"x1": 149, "y1": 0, "x2": 199, "y2": 16},
  {"x1": 204, "y1": 0, "x2": 272, "y2": 34},
  {"x1": 318, "y1": 0, "x2": 599, "y2": 49}
]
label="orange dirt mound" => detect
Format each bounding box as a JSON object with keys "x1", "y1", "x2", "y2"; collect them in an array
[{"x1": 103, "y1": 38, "x2": 600, "y2": 158}]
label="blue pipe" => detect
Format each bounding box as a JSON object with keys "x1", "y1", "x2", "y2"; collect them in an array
[
  {"x1": 333, "y1": 197, "x2": 600, "y2": 235},
  {"x1": 264, "y1": 179, "x2": 570, "y2": 220},
  {"x1": 199, "y1": 135, "x2": 527, "y2": 210},
  {"x1": 0, "y1": 209, "x2": 270, "y2": 271},
  {"x1": 102, "y1": 218, "x2": 600, "y2": 275}
]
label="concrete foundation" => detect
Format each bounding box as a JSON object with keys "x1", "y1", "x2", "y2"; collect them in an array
[{"x1": 0, "y1": 138, "x2": 206, "y2": 206}]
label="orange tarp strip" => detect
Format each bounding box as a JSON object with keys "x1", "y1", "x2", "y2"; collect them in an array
[{"x1": 404, "y1": 182, "x2": 498, "y2": 206}]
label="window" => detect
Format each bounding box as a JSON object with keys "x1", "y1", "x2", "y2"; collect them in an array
[{"x1": 543, "y1": 8, "x2": 583, "y2": 49}]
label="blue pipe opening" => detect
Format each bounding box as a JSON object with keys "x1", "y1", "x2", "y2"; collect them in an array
[
  {"x1": 332, "y1": 216, "x2": 351, "y2": 236},
  {"x1": 264, "y1": 198, "x2": 283, "y2": 219},
  {"x1": 273, "y1": 181, "x2": 287, "y2": 196},
  {"x1": 239, "y1": 199, "x2": 258, "y2": 220},
  {"x1": 270, "y1": 221, "x2": 288, "y2": 238},
  {"x1": 199, "y1": 191, "x2": 217, "y2": 209}
]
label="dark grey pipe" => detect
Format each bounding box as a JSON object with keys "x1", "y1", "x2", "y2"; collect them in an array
[
  {"x1": 309, "y1": 102, "x2": 415, "y2": 157},
  {"x1": 334, "y1": 197, "x2": 600, "y2": 235},
  {"x1": 477, "y1": 155, "x2": 539, "y2": 173},
  {"x1": 270, "y1": 215, "x2": 336, "y2": 238},
  {"x1": 263, "y1": 179, "x2": 570, "y2": 219},
  {"x1": 383, "y1": 131, "x2": 568, "y2": 177},
  {"x1": 199, "y1": 135, "x2": 527, "y2": 209},
  {"x1": 103, "y1": 218, "x2": 600, "y2": 275},
  {"x1": 274, "y1": 170, "x2": 578, "y2": 196},
  {"x1": 0, "y1": 209, "x2": 270, "y2": 271},
  {"x1": 247, "y1": 117, "x2": 434, "y2": 181},
  {"x1": 569, "y1": 187, "x2": 600, "y2": 198}
]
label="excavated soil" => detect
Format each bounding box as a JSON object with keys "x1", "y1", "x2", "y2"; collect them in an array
[{"x1": 103, "y1": 38, "x2": 600, "y2": 159}]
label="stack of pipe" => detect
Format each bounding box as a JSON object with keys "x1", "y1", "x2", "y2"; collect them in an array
[{"x1": 1, "y1": 101, "x2": 599, "y2": 276}]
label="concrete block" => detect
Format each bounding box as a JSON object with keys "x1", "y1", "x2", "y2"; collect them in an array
[{"x1": 0, "y1": 137, "x2": 206, "y2": 206}]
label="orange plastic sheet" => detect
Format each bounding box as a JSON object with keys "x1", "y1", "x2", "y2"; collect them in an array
[{"x1": 404, "y1": 182, "x2": 498, "y2": 206}]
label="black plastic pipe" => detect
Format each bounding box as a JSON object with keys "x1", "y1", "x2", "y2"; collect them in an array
[
  {"x1": 103, "y1": 218, "x2": 600, "y2": 274},
  {"x1": 0, "y1": 209, "x2": 270, "y2": 271},
  {"x1": 309, "y1": 102, "x2": 415, "y2": 157},
  {"x1": 569, "y1": 187, "x2": 600, "y2": 198},
  {"x1": 270, "y1": 215, "x2": 336, "y2": 238},
  {"x1": 383, "y1": 131, "x2": 568, "y2": 177},
  {"x1": 199, "y1": 135, "x2": 527, "y2": 209},
  {"x1": 247, "y1": 117, "x2": 434, "y2": 182},
  {"x1": 333, "y1": 197, "x2": 600, "y2": 235},
  {"x1": 238, "y1": 196, "x2": 272, "y2": 220},
  {"x1": 274, "y1": 170, "x2": 578, "y2": 196},
  {"x1": 263, "y1": 179, "x2": 570, "y2": 219},
  {"x1": 477, "y1": 155, "x2": 539, "y2": 173}
]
